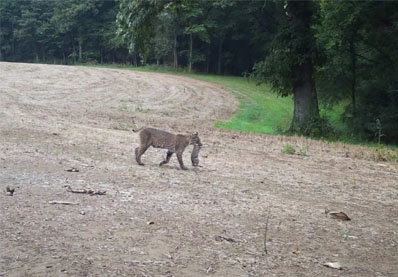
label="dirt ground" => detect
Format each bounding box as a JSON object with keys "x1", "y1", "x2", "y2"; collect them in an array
[{"x1": 0, "y1": 62, "x2": 397, "y2": 277}]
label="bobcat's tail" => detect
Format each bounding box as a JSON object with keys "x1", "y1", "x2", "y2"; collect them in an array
[{"x1": 131, "y1": 127, "x2": 144, "y2": 133}]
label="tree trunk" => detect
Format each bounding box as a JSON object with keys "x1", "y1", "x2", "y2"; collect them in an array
[
  {"x1": 217, "y1": 36, "x2": 224, "y2": 75},
  {"x1": 78, "y1": 40, "x2": 82, "y2": 61},
  {"x1": 173, "y1": 33, "x2": 178, "y2": 69},
  {"x1": 206, "y1": 44, "x2": 210, "y2": 73},
  {"x1": 287, "y1": 1, "x2": 319, "y2": 132},
  {"x1": 290, "y1": 60, "x2": 319, "y2": 130},
  {"x1": 11, "y1": 22, "x2": 15, "y2": 55},
  {"x1": 72, "y1": 44, "x2": 76, "y2": 64},
  {"x1": 133, "y1": 53, "x2": 137, "y2": 67},
  {"x1": 0, "y1": 19, "x2": 2, "y2": 60},
  {"x1": 35, "y1": 49, "x2": 39, "y2": 63},
  {"x1": 188, "y1": 33, "x2": 193, "y2": 73},
  {"x1": 350, "y1": 39, "x2": 357, "y2": 118},
  {"x1": 42, "y1": 45, "x2": 46, "y2": 62}
]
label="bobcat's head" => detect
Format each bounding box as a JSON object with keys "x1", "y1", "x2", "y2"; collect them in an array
[{"x1": 190, "y1": 132, "x2": 202, "y2": 147}]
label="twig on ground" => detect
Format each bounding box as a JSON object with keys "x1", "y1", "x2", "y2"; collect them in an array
[
  {"x1": 215, "y1": 235, "x2": 236, "y2": 243},
  {"x1": 65, "y1": 167, "x2": 79, "y2": 172},
  {"x1": 264, "y1": 205, "x2": 271, "y2": 254},
  {"x1": 65, "y1": 185, "x2": 106, "y2": 196},
  {"x1": 49, "y1": 201, "x2": 79, "y2": 205}
]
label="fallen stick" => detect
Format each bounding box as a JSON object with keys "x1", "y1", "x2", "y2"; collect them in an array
[
  {"x1": 65, "y1": 185, "x2": 106, "y2": 196},
  {"x1": 264, "y1": 205, "x2": 272, "y2": 254},
  {"x1": 49, "y1": 201, "x2": 79, "y2": 205}
]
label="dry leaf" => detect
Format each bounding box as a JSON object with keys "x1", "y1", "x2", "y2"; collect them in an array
[
  {"x1": 329, "y1": 211, "x2": 351, "y2": 221},
  {"x1": 324, "y1": 262, "x2": 342, "y2": 270},
  {"x1": 292, "y1": 249, "x2": 301, "y2": 255},
  {"x1": 6, "y1": 186, "x2": 15, "y2": 196}
]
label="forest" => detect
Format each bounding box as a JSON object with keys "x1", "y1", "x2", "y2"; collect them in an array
[{"x1": 1, "y1": 0, "x2": 397, "y2": 144}]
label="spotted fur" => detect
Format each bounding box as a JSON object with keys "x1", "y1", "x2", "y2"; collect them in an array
[{"x1": 132, "y1": 127, "x2": 202, "y2": 170}]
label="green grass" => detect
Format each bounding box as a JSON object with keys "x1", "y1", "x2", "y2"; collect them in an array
[
  {"x1": 81, "y1": 63, "x2": 397, "y2": 151},
  {"x1": 86, "y1": 64, "x2": 294, "y2": 135},
  {"x1": 185, "y1": 74, "x2": 293, "y2": 134},
  {"x1": 320, "y1": 100, "x2": 351, "y2": 137}
]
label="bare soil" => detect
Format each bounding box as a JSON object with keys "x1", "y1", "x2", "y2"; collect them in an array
[{"x1": 0, "y1": 62, "x2": 397, "y2": 277}]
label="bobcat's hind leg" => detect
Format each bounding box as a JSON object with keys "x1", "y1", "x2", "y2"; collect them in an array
[
  {"x1": 135, "y1": 145, "x2": 149, "y2": 166},
  {"x1": 160, "y1": 150, "x2": 174, "y2": 166}
]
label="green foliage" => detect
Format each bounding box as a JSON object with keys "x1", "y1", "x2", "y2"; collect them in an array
[
  {"x1": 317, "y1": 0, "x2": 398, "y2": 143},
  {"x1": 282, "y1": 144, "x2": 308, "y2": 156},
  {"x1": 116, "y1": 0, "x2": 161, "y2": 56},
  {"x1": 0, "y1": 0, "x2": 124, "y2": 63},
  {"x1": 282, "y1": 144, "x2": 296, "y2": 155},
  {"x1": 252, "y1": 1, "x2": 318, "y2": 97},
  {"x1": 252, "y1": 1, "x2": 320, "y2": 133},
  {"x1": 289, "y1": 115, "x2": 335, "y2": 139}
]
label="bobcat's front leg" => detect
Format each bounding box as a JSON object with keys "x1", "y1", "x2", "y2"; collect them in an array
[{"x1": 176, "y1": 152, "x2": 188, "y2": 170}]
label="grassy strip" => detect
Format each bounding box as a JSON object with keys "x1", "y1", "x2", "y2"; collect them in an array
[
  {"x1": 82, "y1": 64, "x2": 397, "y2": 158},
  {"x1": 88, "y1": 64, "x2": 293, "y2": 134}
]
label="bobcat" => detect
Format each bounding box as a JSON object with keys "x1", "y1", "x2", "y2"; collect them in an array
[{"x1": 132, "y1": 127, "x2": 202, "y2": 170}]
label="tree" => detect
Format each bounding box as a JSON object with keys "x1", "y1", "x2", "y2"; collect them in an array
[
  {"x1": 116, "y1": 0, "x2": 161, "y2": 63},
  {"x1": 253, "y1": 1, "x2": 320, "y2": 134},
  {"x1": 317, "y1": 1, "x2": 398, "y2": 142},
  {"x1": 317, "y1": 1, "x2": 366, "y2": 121},
  {"x1": 0, "y1": 0, "x2": 122, "y2": 64},
  {"x1": 0, "y1": 0, "x2": 20, "y2": 61}
]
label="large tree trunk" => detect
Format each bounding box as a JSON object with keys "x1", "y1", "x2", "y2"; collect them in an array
[
  {"x1": 287, "y1": 1, "x2": 319, "y2": 132},
  {"x1": 290, "y1": 60, "x2": 319, "y2": 130}
]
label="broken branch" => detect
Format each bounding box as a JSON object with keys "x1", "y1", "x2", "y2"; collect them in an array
[
  {"x1": 49, "y1": 201, "x2": 79, "y2": 205},
  {"x1": 65, "y1": 185, "x2": 106, "y2": 196}
]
